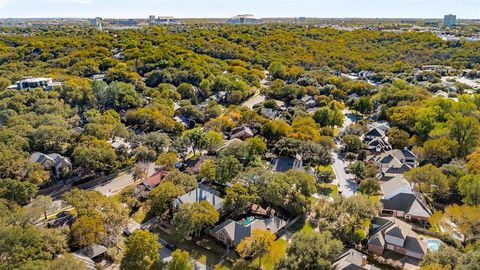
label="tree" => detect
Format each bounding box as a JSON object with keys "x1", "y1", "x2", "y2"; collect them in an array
[
  {"x1": 466, "y1": 149, "x2": 480, "y2": 174},
  {"x1": 72, "y1": 138, "x2": 118, "y2": 173},
  {"x1": 132, "y1": 163, "x2": 148, "y2": 182},
  {"x1": 215, "y1": 155, "x2": 243, "y2": 184},
  {"x1": 206, "y1": 130, "x2": 224, "y2": 150},
  {"x1": 346, "y1": 161, "x2": 366, "y2": 182},
  {"x1": 177, "y1": 83, "x2": 196, "y2": 99},
  {"x1": 155, "y1": 152, "x2": 177, "y2": 170},
  {"x1": 148, "y1": 181, "x2": 184, "y2": 216},
  {"x1": 447, "y1": 113, "x2": 480, "y2": 157},
  {"x1": 167, "y1": 250, "x2": 194, "y2": 270},
  {"x1": 274, "y1": 231, "x2": 343, "y2": 270},
  {"x1": 198, "y1": 159, "x2": 216, "y2": 182},
  {"x1": 261, "y1": 120, "x2": 292, "y2": 143},
  {"x1": 172, "y1": 201, "x2": 219, "y2": 239},
  {"x1": 237, "y1": 230, "x2": 276, "y2": 268},
  {"x1": 405, "y1": 164, "x2": 449, "y2": 195},
  {"x1": 224, "y1": 183, "x2": 257, "y2": 216},
  {"x1": 420, "y1": 138, "x2": 458, "y2": 167},
  {"x1": 458, "y1": 174, "x2": 480, "y2": 205},
  {"x1": 132, "y1": 145, "x2": 157, "y2": 163},
  {"x1": 31, "y1": 195, "x2": 54, "y2": 220},
  {"x1": 268, "y1": 61, "x2": 287, "y2": 80},
  {"x1": 341, "y1": 135, "x2": 363, "y2": 153},
  {"x1": 71, "y1": 215, "x2": 106, "y2": 247},
  {"x1": 358, "y1": 178, "x2": 380, "y2": 197},
  {"x1": 353, "y1": 96, "x2": 373, "y2": 116},
  {"x1": 421, "y1": 245, "x2": 462, "y2": 269},
  {"x1": 137, "y1": 132, "x2": 171, "y2": 153},
  {"x1": 0, "y1": 179, "x2": 37, "y2": 205},
  {"x1": 387, "y1": 127, "x2": 410, "y2": 149},
  {"x1": 430, "y1": 204, "x2": 480, "y2": 245},
  {"x1": 121, "y1": 230, "x2": 161, "y2": 270},
  {"x1": 183, "y1": 129, "x2": 209, "y2": 156},
  {"x1": 163, "y1": 170, "x2": 198, "y2": 192}
]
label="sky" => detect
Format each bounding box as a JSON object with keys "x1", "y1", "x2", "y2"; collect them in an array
[{"x1": 0, "y1": 0, "x2": 479, "y2": 19}]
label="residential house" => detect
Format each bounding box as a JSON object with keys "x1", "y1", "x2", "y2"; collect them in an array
[
  {"x1": 368, "y1": 217, "x2": 428, "y2": 260},
  {"x1": 366, "y1": 137, "x2": 391, "y2": 153},
  {"x1": 380, "y1": 193, "x2": 431, "y2": 222},
  {"x1": 230, "y1": 126, "x2": 254, "y2": 140},
  {"x1": 363, "y1": 127, "x2": 386, "y2": 143},
  {"x1": 334, "y1": 249, "x2": 380, "y2": 270},
  {"x1": 75, "y1": 244, "x2": 108, "y2": 262},
  {"x1": 380, "y1": 175, "x2": 413, "y2": 200},
  {"x1": 261, "y1": 107, "x2": 280, "y2": 119},
  {"x1": 142, "y1": 169, "x2": 168, "y2": 190},
  {"x1": 31, "y1": 152, "x2": 72, "y2": 178},
  {"x1": 368, "y1": 148, "x2": 417, "y2": 181},
  {"x1": 172, "y1": 184, "x2": 224, "y2": 211},
  {"x1": 211, "y1": 215, "x2": 287, "y2": 247},
  {"x1": 271, "y1": 155, "x2": 303, "y2": 172},
  {"x1": 8, "y1": 77, "x2": 62, "y2": 90}
]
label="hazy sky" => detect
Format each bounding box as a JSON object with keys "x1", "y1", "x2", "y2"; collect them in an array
[{"x1": 0, "y1": 0, "x2": 479, "y2": 19}]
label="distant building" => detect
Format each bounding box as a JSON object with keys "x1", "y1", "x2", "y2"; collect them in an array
[
  {"x1": 444, "y1": 14, "x2": 457, "y2": 26},
  {"x1": 226, "y1": 14, "x2": 263, "y2": 24},
  {"x1": 172, "y1": 184, "x2": 224, "y2": 211},
  {"x1": 8, "y1": 77, "x2": 61, "y2": 90},
  {"x1": 31, "y1": 152, "x2": 72, "y2": 178},
  {"x1": 149, "y1": 16, "x2": 179, "y2": 25},
  {"x1": 88, "y1": 17, "x2": 103, "y2": 30}
]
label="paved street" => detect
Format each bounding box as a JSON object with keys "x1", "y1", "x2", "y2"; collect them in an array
[
  {"x1": 241, "y1": 90, "x2": 265, "y2": 109},
  {"x1": 94, "y1": 162, "x2": 156, "y2": 196},
  {"x1": 331, "y1": 109, "x2": 358, "y2": 197}
]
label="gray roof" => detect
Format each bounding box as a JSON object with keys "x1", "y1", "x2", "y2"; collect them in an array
[
  {"x1": 365, "y1": 127, "x2": 385, "y2": 138},
  {"x1": 368, "y1": 233, "x2": 385, "y2": 248},
  {"x1": 385, "y1": 225, "x2": 407, "y2": 240},
  {"x1": 334, "y1": 249, "x2": 380, "y2": 270},
  {"x1": 173, "y1": 184, "x2": 224, "y2": 211},
  {"x1": 31, "y1": 152, "x2": 72, "y2": 168},
  {"x1": 76, "y1": 244, "x2": 107, "y2": 259},
  {"x1": 212, "y1": 216, "x2": 287, "y2": 246},
  {"x1": 381, "y1": 193, "x2": 431, "y2": 218},
  {"x1": 380, "y1": 176, "x2": 412, "y2": 197},
  {"x1": 404, "y1": 236, "x2": 428, "y2": 255},
  {"x1": 271, "y1": 156, "x2": 303, "y2": 172}
]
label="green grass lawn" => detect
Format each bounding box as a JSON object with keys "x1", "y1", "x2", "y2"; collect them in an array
[
  {"x1": 131, "y1": 204, "x2": 150, "y2": 224},
  {"x1": 317, "y1": 183, "x2": 339, "y2": 198},
  {"x1": 156, "y1": 228, "x2": 236, "y2": 269},
  {"x1": 316, "y1": 164, "x2": 334, "y2": 174},
  {"x1": 287, "y1": 217, "x2": 313, "y2": 234}
]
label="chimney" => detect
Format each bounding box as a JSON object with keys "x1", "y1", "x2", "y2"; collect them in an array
[{"x1": 361, "y1": 255, "x2": 367, "y2": 267}]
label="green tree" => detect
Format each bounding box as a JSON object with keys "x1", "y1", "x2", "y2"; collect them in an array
[
  {"x1": 274, "y1": 231, "x2": 343, "y2": 270},
  {"x1": 353, "y1": 96, "x2": 373, "y2": 116},
  {"x1": 71, "y1": 215, "x2": 106, "y2": 247},
  {"x1": 163, "y1": 170, "x2": 198, "y2": 192},
  {"x1": 167, "y1": 250, "x2": 194, "y2": 270},
  {"x1": 346, "y1": 161, "x2": 366, "y2": 182},
  {"x1": 387, "y1": 127, "x2": 410, "y2": 149},
  {"x1": 341, "y1": 135, "x2": 363, "y2": 153},
  {"x1": 215, "y1": 155, "x2": 243, "y2": 184},
  {"x1": 447, "y1": 113, "x2": 480, "y2": 157},
  {"x1": 31, "y1": 195, "x2": 54, "y2": 220},
  {"x1": 172, "y1": 201, "x2": 219, "y2": 239},
  {"x1": 405, "y1": 164, "x2": 449, "y2": 195},
  {"x1": 48, "y1": 253, "x2": 88, "y2": 270},
  {"x1": 0, "y1": 179, "x2": 37, "y2": 205},
  {"x1": 148, "y1": 181, "x2": 184, "y2": 216},
  {"x1": 72, "y1": 138, "x2": 118, "y2": 173},
  {"x1": 198, "y1": 159, "x2": 216, "y2": 182},
  {"x1": 458, "y1": 174, "x2": 480, "y2": 206},
  {"x1": 358, "y1": 178, "x2": 380, "y2": 197},
  {"x1": 155, "y1": 152, "x2": 177, "y2": 170},
  {"x1": 268, "y1": 61, "x2": 287, "y2": 80},
  {"x1": 121, "y1": 230, "x2": 161, "y2": 270},
  {"x1": 224, "y1": 183, "x2": 257, "y2": 216}
]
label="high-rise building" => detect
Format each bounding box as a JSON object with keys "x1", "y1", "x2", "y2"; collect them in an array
[{"x1": 444, "y1": 14, "x2": 457, "y2": 26}]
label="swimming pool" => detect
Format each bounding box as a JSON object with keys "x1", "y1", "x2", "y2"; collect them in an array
[
  {"x1": 238, "y1": 216, "x2": 256, "y2": 226},
  {"x1": 425, "y1": 239, "x2": 442, "y2": 252}
]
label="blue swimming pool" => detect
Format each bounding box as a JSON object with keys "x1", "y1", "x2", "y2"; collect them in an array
[{"x1": 425, "y1": 239, "x2": 442, "y2": 252}]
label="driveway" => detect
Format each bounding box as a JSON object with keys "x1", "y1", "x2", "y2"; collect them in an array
[
  {"x1": 94, "y1": 162, "x2": 156, "y2": 196},
  {"x1": 241, "y1": 91, "x2": 265, "y2": 109}
]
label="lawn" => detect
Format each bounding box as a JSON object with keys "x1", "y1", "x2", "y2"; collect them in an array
[
  {"x1": 156, "y1": 228, "x2": 236, "y2": 269},
  {"x1": 131, "y1": 204, "x2": 150, "y2": 224},
  {"x1": 287, "y1": 217, "x2": 314, "y2": 234},
  {"x1": 316, "y1": 164, "x2": 334, "y2": 174},
  {"x1": 317, "y1": 183, "x2": 339, "y2": 198}
]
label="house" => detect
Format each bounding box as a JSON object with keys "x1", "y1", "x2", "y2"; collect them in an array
[
  {"x1": 368, "y1": 148, "x2": 417, "y2": 180},
  {"x1": 363, "y1": 127, "x2": 386, "y2": 143},
  {"x1": 109, "y1": 137, "x2": 133, "y2": 153},
  {"x1": 334, "y1": 249, "x2": 380, "y2": 270},
  {"x1": 142, "y1": 169, "x2": 168, "y2": 190},
  {"x1": 271, "y1": 155, "x2": 303, "y2": 172},
  {"x1": 230, "y1": 126, "x2": 254, "y2": 140},
  {"x1": 75, "y1": 244, "x2": 108, "y2": 261},
  {"x1": 47, "y1": 211, "x2": 77, "y2": 228},
  {"x1": 368, "y1": 217, "x2": 428, "y2": 260},
  {"x1": 380, "y1": 193, "x2": 431, "y2": 222},
  {"x1": 366, "y1": 137, "x2": 391, "y2": 153},
  {"x1": 172, "y1": 184, "x2": 224, "y2": 211},
  {"x1": 380, "y1": 175, "x2": 413, "y2": 200},
  {"x1": 8, "y1": 77, "x2": 62, "y2": 90},
  {"x1": 211, "y1": 215, "x2": 287, "y2": 247},
  {"x1": 124, "y1": 219, "x2": 141, "y2": 236},
  {"x1": 300, "y1": 95, "x2": 316, "y2": 108},
  {"x1": 31, "y1": 152, "x2": 72, "y2": 178}
]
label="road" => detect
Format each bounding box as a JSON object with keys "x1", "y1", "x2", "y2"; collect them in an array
[
  {"x1": 94, "y1": 162, "x2": 156, "y2": 196},
  {"x1": 331, "y1": 109, "x2": 358, "y2": 197}
]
